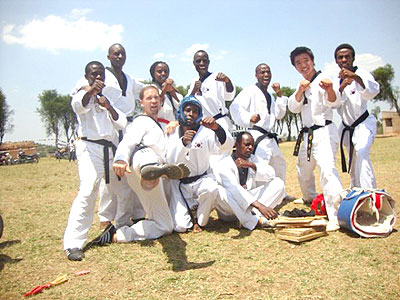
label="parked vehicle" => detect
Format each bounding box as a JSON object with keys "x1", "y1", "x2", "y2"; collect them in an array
[{"x1": 17, "y1": 149, "x2": 40, "y2": 164}]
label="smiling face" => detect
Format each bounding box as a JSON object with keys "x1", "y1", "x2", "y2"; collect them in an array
[
  {"x1": 255, "y1": 64, "x2": 272, "y2": 88},
  {"x1": 153, "y1": 63, "x2": 169, "y2": 85},
  {"x1": 335, "y1": 48, "x2": 355, "y2": 70},
  {"x1": 294, "y1": 53, "x2": 316, "y2": 81},
  {"x1": 107, "y1": 44, "x2": 126, "y2": 70},
  {"x1": 140, "y1": 87, "x2": 161, "y2": 119},
  {"x1": 236, "y1": 133, "x2": 254, "y2": 160},
  {"x1": 193, "y1": 51, "x2": 210, "y2": 77}
]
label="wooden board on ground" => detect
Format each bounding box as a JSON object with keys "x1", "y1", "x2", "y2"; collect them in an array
[{"x1": 275, "y1": 227, "x2": 327, "y2": 243}]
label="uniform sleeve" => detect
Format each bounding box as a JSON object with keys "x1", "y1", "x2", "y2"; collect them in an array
[
  {"x1": 114, "y1": 118, "x2": 146, "y2": 163},
  {"x1": 224, "y1": 82, "x2": 236, "y2": 101},
  {"x1": 71, "y1": 90, "x2": 91, "y2": 115},
  {"x1": 110, "y1": 107, "x2": 127, "y2": 130},
  {"x1": 288, "y1": 84, "x2": 303, "y2": 114},
  {"x1": 229, "y1": 89, "x2": 253, "y2": 128},
  {"x1": 165, "y1": 131, "x2": 190, "y2": 164},
  {"x1": 274, "y1": 96, "x2": 288, "y2": 120},
  {"x1": 357, "y1": 69, "x2": 380, "y2": 101},
  {"x1": 252, "y1": 155, "x2": 276, "y2": 182},
  {"x1": 131, "y1": 78, "x2": 145, "y2": 101},
  {"x1": 322, "y1": 85, "x2": 341, "y2": 108}
]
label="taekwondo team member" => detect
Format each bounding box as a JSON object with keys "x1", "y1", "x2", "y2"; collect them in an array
[
  {"x1": 333, "y1": 43, "x2": 380, "y2": 189},
  {"x1": 149, "y1": 61, "x2": 183, "y2": 125},
  {"x1": 97, "y1": 43, "x2": 145, "y2": 230},
  {"x1": 166, "y1": 96, "x2": 233, "y2": 233},
  {"x1": 231, "y1": 131, "x2": 285, "y2": 217},
  {"x1": 230, "y1": 63, "x2": 294, "y2": 201},
  {"x1": 91, "y1": 86, "x2": 190, "y2": 245},
  {"x1": 63, "y1": 61, "x2": 130, "y2": 261},
  {"x1": 288, "y1": 46, "x2": 343, "y2": 231}
]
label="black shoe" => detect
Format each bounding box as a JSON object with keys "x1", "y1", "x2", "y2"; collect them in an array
[
  {"x1": 65, "y1": 248, "x2": 84, "y2": 261},
  {"x1": 91, "y1": 224, "x2": 116, "y2": 246}
]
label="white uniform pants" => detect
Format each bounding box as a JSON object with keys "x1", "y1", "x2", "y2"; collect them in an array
[
  {"x1": 296, "y1": 124, "x2": 343, "y2": 221},
  {"x1": 169, "y1": 175, "x2": 219, "y2": 232},
  {"x1": 63, "y1": 140, "x2": 131, "y2": 250},
  {"x1": 251, "y1": 131, "x2": 287, "y2": 183},
  {"x1": 339, "y1": 115, "x2": 377, "y2": 189},
  {"x1": 249, "y1": 177, "x2": 285, "y2": 217},
  {"x1": 98, "y1": 179, "x2": 145, "y2": 228},
  {"x1": 115, "y1": 148, "x2": 174, "y2": 242}
]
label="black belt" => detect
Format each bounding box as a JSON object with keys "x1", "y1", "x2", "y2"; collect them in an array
[
  {"x1": 340, "y1": 110, "x2": 369, "y2": 173},
  {"x1": 126, "y1": 116, "x2": 134, "y2": 122},
  {"x1": 213, "y1": 112, "x2": 227, "y2": 120},
  {"x1": 252, "y1": 125, "x2": 279, "y2": 153},
  {"x1": 293, "y1": 120, "x2": 332, "y2": 161},
  {"x1": 81, "y1": 137, "x2": 117, "y2": 184},
  {"x1": 178, "y1": 171, "x2": 207, "y2": 227}
]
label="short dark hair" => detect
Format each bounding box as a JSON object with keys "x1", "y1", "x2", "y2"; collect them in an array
[
  {"x1": 108, "y1": 43, "x2": 125, "y2": 55},
  {"x1": 235, "y1": 131, "x2": 253, "y2": 146},
  {"x1": 139, "y1": 85, "x2": 159, "y2": 100},
  {"x1": 334, "y1": 43, "x2": 355, "y2": 59},
  {"x1": 85, "y1": 61, "x2": 104, "y2": 75},
  {"x1": 149, "y1": 61, "x2": 169, "y2": 82},
  {"x1": 193, "y1": 50, "x2": 209, "y2": 60},
  {"x1": 255, "y1": 63, "x2": 268, "y2": 74},
  {"x1": 290, "y1": 46, "x2": 314, "y2": 66}
]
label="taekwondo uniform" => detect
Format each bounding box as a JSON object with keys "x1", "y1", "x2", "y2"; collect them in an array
[
  {"x1": 288, "y1": 71, "x2": 343, "y2": 222},
  {"x1": 112, "y1": 115, "x2": 174, "y2": 241},
  {"x1": 333, "y1": 68, "x2": 380, "y2": 188},
  {"x1": 153, "y1": 82, "x2": 183, "y2": 124},
  {"x1": 230, "y1": 84, "x2": 288, "y2": 182},
  {"x1": 63, "y1": 88, "x2": 130, "y2": 251},
  {"x1": 97, "y1": 69, "x2": 145, "y2": 228},
  {"x1": 166, "y1": 125, "x2": 232, "y2": 232},
  {"x1": 232, "y1": 153, "x2": 285, "y2": 216}
]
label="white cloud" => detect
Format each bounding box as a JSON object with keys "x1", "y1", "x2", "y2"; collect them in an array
[
  {"x1": 1, "y1": 10, "x2": 123, "y2": 53},
  {"x1": 70, "y1": 8, "x2": 92, "y2": 19},
  {"x1": 323, "y1": 53, "x2": 385, "y2": 78},
  {"x1": 153, "y1": 52, "x2": 165, "y2": 59},
  {"x1": 180, "y1": 43, "x2": 209, "y2": 61}
]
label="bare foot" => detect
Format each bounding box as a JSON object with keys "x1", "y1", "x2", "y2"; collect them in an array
[{"x1": 192, "y1": 224, "x2": 202, "y2": 233}]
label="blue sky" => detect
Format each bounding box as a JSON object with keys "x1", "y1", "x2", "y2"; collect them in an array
[{"x1": 1, "y1": 0, "x2": 399, "y2": 143}]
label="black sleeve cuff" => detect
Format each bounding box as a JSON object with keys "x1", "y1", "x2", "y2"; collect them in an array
[{"x1": 214, "y1": 125, "x2": 226, "y2": 145}]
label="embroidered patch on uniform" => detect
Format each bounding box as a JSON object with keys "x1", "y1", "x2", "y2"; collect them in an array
[
  {"x1": 201, "y1": 87, "x2": 210, "y2": 94},
  {"x1": 193, "y1": 142, "x2": 203, "y2": 148}
]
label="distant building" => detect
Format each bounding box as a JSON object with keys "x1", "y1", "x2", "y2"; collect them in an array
[{"x1": 382, "y1": 111, "x2": 400, "y2": 135}]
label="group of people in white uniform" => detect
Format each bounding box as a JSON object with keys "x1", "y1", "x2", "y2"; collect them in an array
[{"x1": 63, "y1": 43, "x2": 380, "y2": 261}]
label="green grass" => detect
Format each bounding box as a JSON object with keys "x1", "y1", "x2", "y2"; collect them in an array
[{"x1": 0, "y1": 137, "x2": 399, "y2": 300}]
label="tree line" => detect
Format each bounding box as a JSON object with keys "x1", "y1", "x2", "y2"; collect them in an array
[{"x1": 0, "y1": 64, "x2": 399, "y2": 146}]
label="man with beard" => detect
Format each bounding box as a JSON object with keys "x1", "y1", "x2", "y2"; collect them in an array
[{"x1": 333, "y1": 43, "x2": 380, "y2": 189}]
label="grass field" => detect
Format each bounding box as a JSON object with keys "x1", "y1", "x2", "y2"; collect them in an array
[{"x1": 1, "y1": 137, "x2": 399, "y2": 300}]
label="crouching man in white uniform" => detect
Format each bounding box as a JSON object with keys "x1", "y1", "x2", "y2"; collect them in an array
[
  {"x1": 232, "y1": 131, "x2": 285, "y2": 216},
  {"x1": 333, "y1": 43, "x2": 380, "y2": 189},
  {"x1": 90, "y1": 86, "x2": 189, "y2": 246},
  {"x1": 63, "y1": 61, "x2": 130, "y2": 261},
  {"x1": 166, "y1": 96, "x2": 232, "y2": 233}
]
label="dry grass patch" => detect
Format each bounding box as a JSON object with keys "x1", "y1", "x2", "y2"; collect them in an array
[{"x1": 0, "y1": 137, "x2": 399, "y2": 300}]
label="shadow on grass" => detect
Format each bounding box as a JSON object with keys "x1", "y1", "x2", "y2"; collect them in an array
[
  {"x1": 158, "y1": 233, "x2": 215, "y2": 272},
  {"x1": 339, "y1": 227, "x2": 398, "y2": 238},
  {"x1": 0, "y1": 253, "x2": 23, "y2": 272},
  {"x1": 0, "y1": 239, "x2": 21, "y2": 249},
  {"x1": 204, "y1": 216, "x2": 253, "y2": 240}
]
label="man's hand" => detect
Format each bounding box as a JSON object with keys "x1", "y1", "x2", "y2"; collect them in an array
[
  {"x1": 252, "y1": 201, "x2": 278, "y2": 219},
  {"x1": 299, "y1": 80, "x2": 311, "y2": 93},
  {"x1": 319, "y1": 78, "x2": 333, "y2": 91},
  {"x1": 215, "y1": 72, "x2": 231, "y2": 83},
  {"x1": 271, "y1": 83, "x2": 282, "y2": 97},
  {"x1": 183, "y1": 130, "x2": 196, "y2": 146},
  {"x1": 113, "y1": 160, "x2": 131, "y2": 177},
  {"x1": 339, "y1": 68, "x2": 356, "y2": 80},
  {"x1": 190, "y1": 80, "x2": 202, "y2": 95},
  {"x1": 235, "y1": 157, "x2": 256, "y2": 171},
  {"x1": 200, "y1": 116, "x2": 218, "y2": 130},
  {"x1": 96, "y1": 95, "x2": 111, "y2": 109},
  {"x1": 165, "y1": 120, "x2": 179, "y2": 136},
  {"x1": 339, "y1": 77, "x2": 353, "y2": 93},
  {"x1": 250, "y1": 114, "x2": 260, "y2": 124},
  {"x1": 90, "y1": 79, "x2": 105, "y2": 96}
]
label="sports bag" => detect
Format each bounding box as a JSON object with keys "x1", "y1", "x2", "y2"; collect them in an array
[{"x1": 337, "y1": 188, "x2": 396, "y2": 237}]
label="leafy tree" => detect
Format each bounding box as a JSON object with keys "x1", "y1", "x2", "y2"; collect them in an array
[
  {"x1": 37, "y1": 90, "x2": 65, "y2": 148},
  {"x1": 371, "y1": 106, "x2": 383, "y2": 134},
  {"x1": 59, "y1": 95, "x2": 77, "y2": 142},
  {"x1": 176, "y1": 85, "x2": 190, "y2": 97},
  {"x1": 372, "y1": 64, "x2": 400, "y2": 118},
  {"x1": 275, "y1": 86, "x2": 299, "y2": 141},
  {"x1": 0, "y1": 88, "x2": 14, "y2": 144}
]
